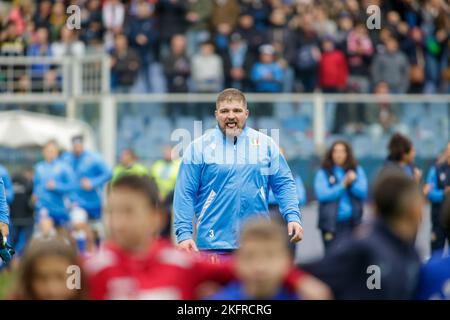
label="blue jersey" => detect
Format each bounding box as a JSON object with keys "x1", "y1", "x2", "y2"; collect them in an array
[
  {"x1": 210, "y1": 282, "x2": 298, "y2": 300},
  {"x1": 416, "y1": 252, "x2": 450, "y2": 300},
  {"x1": 173, "y1": 126, "x2": 301, "y2": 250},
  {"x1": 0, "y1": 178, "x2": 9, "y2": 225},
  {"x1": 0, "y1": 165, "x2": 14, "y2": 204},
  {"x1": 268, "y1": 175, "x2": 307, "y2": 207},
  {"x1": 62, "y1": 151, "x2": 111, "y2": 217},
  {"x1": 33, "y1": 159, "x2": 75, "y2": 219},
  {"x1": 426, "y1": 166, "x2": 446, "y2": 203}
]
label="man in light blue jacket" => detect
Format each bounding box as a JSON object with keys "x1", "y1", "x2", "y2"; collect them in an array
[
  {"x1": 0, "y1": 165, "x2": 14, "y2": 204},
  {"x1": 173, "y1": 88, "x2": 303, "y2": 254}
]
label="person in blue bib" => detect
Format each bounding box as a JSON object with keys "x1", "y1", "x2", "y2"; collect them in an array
[
  {"x1": 173, "y1": 88, "x2": 303, "y2": 257},
  {"x1": 314, "y1": 140, "x2": 368, "y2": 252},
  {"x1": 0, "y1": 164, "x2": 14, "y2": 205},
  {"x1": 0, "y1": 177, "x2": 9, "y2": 240}
]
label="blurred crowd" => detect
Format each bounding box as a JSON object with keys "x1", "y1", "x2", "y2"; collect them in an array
[{"x1": 1, "y1": 0, "x2": 450, "y2": 94}]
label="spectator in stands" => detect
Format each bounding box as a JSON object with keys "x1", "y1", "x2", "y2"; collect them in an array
[
  {"x1": 80, "y1": 0, "x2": 104, "y2": 52},
  {"x1": 185, "y1": 0, "x2": 213, "y2": 57},
  {"x1": 292, "y1": 14, "x2": 321, "y2": 93},
  {"x1": 156, "y1": 0, "x2": 188, "y2": 53},
  {"x1": 401, "y1": 27, "x2": 426, "y2": 93},
  {"x1": 0, "y1": 21, "x2": 26, "y2": 56},
  {"x1": 163, "y1": 34, "x2": 191, "y2": 93},
  {"x1": 250, "y1": 44, "x2": 283, "y2": 92},
  {"x1": 213, "y1": 22, "x2": 233, "y2": 54},
  {"x1": 32, "y1": 0, "x2": 51, "y2": 30},
  {"x1": 334, "y1": 11, "x2": 354, "y2": 50},
  {"x1": 314, "y1": 140, "x2": 368, "y2": 253},
  {"x1": 381, "y1": 133, "x2": 422, "y2": 183},
  {"x1": 240, "y1": 0, "x2": 271, "y2": 31},
  {"x1": 13, "y1": 238, "x2": 88, "y2": 299},
  {"x1": 52, "y1": 27, "x2": 86, "y2": 58},
  {"x1": 110, "y1": 33, "x2": 140, "y2": 93},
  {"x1": 346, "y1": 22, "x2": 374, "y2": 93},
  {"x1": 48, "y1": 1, "x2": 66, "y2": 43},
  {"x1": 371, "y1": 37, "x2": 410, "y2": 93},
  {"x1": 191, "y1": 41, "x2": 224, "y2": 92},
  {"x1": 102, "y1": 0, "x2": 126, "y2": 51},
  {"x1": 112, "y1": 148, "x2": 149, "y2": 183},
  {"x1": 303, "y1": 172, "x2": 423, "y2": 299},
  {"x1": 211, "y1": 0, "x2": 240, "y2": 32},
  {"x1": 312, "y1": 6, "x2": 337, "y2": 39},
  {"x1": 10, "y1": 168, "x2": 34, "y2": 257},
  {"x1": 221, "y1": 33, "x2": 255, "y2": 91},
  {"x1": 235, "y1": 13, "x2": 266, "y2": 54},
  {"x1": 319, "y1": 37, "x2": 348, "y2": 93},
  {"x1": 6, "y1": 0, "x2": 33, "y2": 35},
  {"x1": 126, "y1": 0, "x2": 158, "y2": 93}
]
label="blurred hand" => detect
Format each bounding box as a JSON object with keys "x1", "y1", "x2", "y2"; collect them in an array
[
  {"x1": 0, "y1": 222, "x2": 9, "y2": 240},
  {"x1": 414, "y1": 168, "x2": 422, "y2": 183},
  {"x1": 178, "y1": 239, "x2": 199, "y2": 252},
  {"x1": 288, "y1": 222, "x2": 303, "y2": 243},
  {"x1": 296, "y1": 274, "x2": 334, "y2": 300},
  {"x1": 46, "y1": 180, "x2": 56, "y2": 190},
  {"x1": 344, "y1": 170, "x2": 357, "y2": 187},
  {"x1": 81, "y1": 178, "x2": 93, "y2": 191},
  {"x1": 186, "y1": 11, "x2": 199, "y2": 22},
  {"x1": 423, "y1": 184, "x2": 432, "y2": 196},
  {"x1": 445, "y1": 186, "x2": 450, "y2": 195},
  {"x1": 230, "y1": 67, "x2": 245, "y2": 80},
  {"x1": 136, "y1": 34, "x2": 148, "y2": 46}
]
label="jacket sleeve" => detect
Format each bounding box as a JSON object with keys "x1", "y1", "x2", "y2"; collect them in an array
[
  {"x1": 427, "y1": 166, "x2": 444, "y2": 203},
  {"x1": 314, "y1": 169, "x2": 345, "y2": 202},
  {"x1": 295, "y1": 175, "x2": 307, "y2": 207},
  {"x1": 267, "y1": 141, "x2": 302, "y2": 224},
  {"x1": 53, "y1": 164, "x2": 76, "y2": 194},
  {"x1": 173, "y1": 143, "x2": 202, "y2": 243},
  {"x1": 0, "y1": 178, "x2": 9, "y2": 225},
  {"x1": 1, "y1": 170, "x2": 14, "y2": 204},
  {"x1": 349, "y1": 166, "x2": 368, "y2": 200},
  {"x1": 89, "y1": 156, "x2": 112, "y2": 189}
]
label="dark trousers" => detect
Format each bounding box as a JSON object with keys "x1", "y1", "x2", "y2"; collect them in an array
[
  {"x1": 321, "y1": 220, "x2": 354, "y2": 254},
  {"x1": 431, "y1": 220, "x2": 450, "y2": 252}
]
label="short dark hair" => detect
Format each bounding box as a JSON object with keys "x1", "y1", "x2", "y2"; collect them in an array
[
  {"x1": 387, "y1": 133, "x2": 413, "y2": 161},
  {"x1": 108, "y1": 175, "x2": 162, "y2": 210},
  {"x1": 372, "y1": 171, "x2": 420, "y2": 221}
]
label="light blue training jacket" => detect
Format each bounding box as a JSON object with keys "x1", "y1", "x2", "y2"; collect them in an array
[
  {"x1": 173, "y1": 126, "x2": 302, "y2": 250},
  {"x1": 0, "y1": 178, "x2": 9, "y2": 225}
]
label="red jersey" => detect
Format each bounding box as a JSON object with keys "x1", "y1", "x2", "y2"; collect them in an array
[{"x1": 84, "y1": 239, "x2": 305, "y2": 300}]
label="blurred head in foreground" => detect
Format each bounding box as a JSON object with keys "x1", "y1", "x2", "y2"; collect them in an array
[
  {"x1": 15, "y1": 239, "x2": 86, "y2": 300},
  {"x1": 105, "y1": 175, "x2": 164, "y2": 253},
  {"x1": 372, "y1": 171, "x2": 424, "y2": 242},
  {"x1": 235, "y1": 219, "x2": 292, "y2": 299}
]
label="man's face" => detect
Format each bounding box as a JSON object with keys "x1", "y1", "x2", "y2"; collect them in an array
[
  {"x1": 215, "y1": 100, "x2": 249, "y2": 138},
  {"x1": 105, "y1": 188, "x2": 162, "y2": 252},
  {"x1": 120, "y1": 150, "x2": 134, "y2": 166},
  {"x1": 72, "y1": 143, "x2": 84, "y2": 156},
  {"x1": 236, "y1": 238, "x2": 290, "y2": 298},
  {"x1": 31, "y1": 256, "x2": 77, "y2": 300},
  {"x1": 43, "y1": 143, "x2": 58, "y2": 162}
]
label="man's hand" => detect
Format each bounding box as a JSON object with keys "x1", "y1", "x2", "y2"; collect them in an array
[
  {"x1": 177, "y1": 239, "x2": 199, "y2": 252},
  {"x1": 0, "y1": 222, "x2": 9, "y2": 240},
  {"x1": 288, "y1": 222, "x2": 303, "y2": 243},
  {"x1": 81, "y1": 178, "x2": 93, "y2": 191},
  {"x1": 296, "y1": 274, "x2": 334, "y2": 300},
  {"x1": 414, "y1": 168, "x2": 422, "y2": 183}
]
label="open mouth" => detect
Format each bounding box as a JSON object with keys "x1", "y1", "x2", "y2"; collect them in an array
[{"x1": 226, "y1": 122, "x2": 237, "y2": 129}]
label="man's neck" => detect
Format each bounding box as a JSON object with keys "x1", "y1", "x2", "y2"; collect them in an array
[{"x1": 388, "y1": 219, "x2": 416, "y2": 244}]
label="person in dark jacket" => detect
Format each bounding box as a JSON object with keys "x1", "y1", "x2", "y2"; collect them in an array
[
  {"x1": 380, "y1": 132, "x2": 422, "y2": 183},
  {"x1": 314, "y1": 140, "x2": 368, "y2": 252},
  {"x1": 303, "y1": 172, "x2": 424, "y2": 299},
  {"x1": 416, "y1": 194, "x2": 450, "y2": 300},
  {"x1": 424, "y1": 142, "x2": 450, "y2": 253},
  {"x1": 111, "y1": 34, "x2": 140, "y2": 93},
  {"x1": 162, "y1": 34, "x2": 190, "y2": 93},
  {"x1": 10, "y1": 168, "x2": 34, "y2": 256}
]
